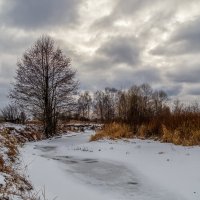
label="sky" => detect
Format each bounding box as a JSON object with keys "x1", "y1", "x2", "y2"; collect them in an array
[{"x1": 0, "y1": 0, "x2": 200, "y2": 108}]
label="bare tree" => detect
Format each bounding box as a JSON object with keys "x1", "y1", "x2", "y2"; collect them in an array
[
  {"x1": 93, "y1": 88, "x2": 118, "y2": 122},
  {"x1": 93, "y1": 90, "x2": 105, "y2": 121},
  {"x1": 1, "y1": 104, "x2": 26, "y2": 123},
  {"x1": 152, "y1": 90, "x2": 168, "y2": 115},
  {"x1": 77, "y1": 91, "x2": 92, "y2": 119},
  {"x1": 10, "y1": 36, "x2": 78, "y2": 137},
  {"x1": 117, "y1": 90, "x2": 128, "y2": 121},
  {"x1": 104, "y1": 87, "x2": 118, "y2": 121},
  {"x1": 1, "y1": 104, "x2": 18, "y2": 123}
]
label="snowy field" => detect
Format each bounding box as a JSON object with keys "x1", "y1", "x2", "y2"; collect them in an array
[{"x1": 20, "y1": 130, "x2": 200, "y2": 200}]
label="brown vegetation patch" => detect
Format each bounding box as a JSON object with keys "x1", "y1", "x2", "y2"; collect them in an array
[
  {"x1": 90, "y1": 122, "x2": 133, "y2": 141},
  {"x1": 91, "y1": 113, "x2": 200, "y2": 146},
  {"x1": 0, "y1": 124, "x2": 43, "y2": 199}
]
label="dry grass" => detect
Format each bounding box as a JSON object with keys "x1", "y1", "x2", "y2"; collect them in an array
[
  {"x1": 0, "y1": 126, "x2": 44, "y2": 200},
  {"x1": 90, "y1": 122, "x2": 133, "y2": 141},
  {"x1": 136, "y1": 120, "x2": 161, "y2": 139},
  {"x1": 136, "y1": 114, "x2": 200, "y2": 146},
  {"x1": 91, "y1": 113, "x2": 200, "y2": 146},
  {"x1": 161, "y1": 123, "x2": 200, "y2": 146},
  {"x1": 0, "y1": 154, "x2": 4, "y2": 170}
]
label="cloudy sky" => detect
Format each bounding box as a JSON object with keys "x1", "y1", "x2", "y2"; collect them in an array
[{"x1": 0, "y1": 0, "x2": 200, "y2": 108}]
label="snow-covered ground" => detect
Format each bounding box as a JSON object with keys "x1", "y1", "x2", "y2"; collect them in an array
[
  {"x1": 0, "y1": 122, "x2": 36, "y2": 199},
  {"x1": 20, "y1": 130, "x2": 200, "y2": 200},
  {"x1": 0, "y1": 122, "x2": 26, "y2": 131}
]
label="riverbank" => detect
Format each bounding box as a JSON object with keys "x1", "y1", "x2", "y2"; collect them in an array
[{"x1": 0, "y1": 123, "x2": 41, "y2": 200}]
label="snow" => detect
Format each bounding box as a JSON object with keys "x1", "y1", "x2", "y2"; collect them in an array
[
  {"x1": 0, "y1": 122, "x2": 26, "y2": 131},
  {"x1": 20, "y1": 130, "x2": 200, "y2": 200},
  {"x1": 0, "y1": 174, "x2": 5, "y2": 185}
]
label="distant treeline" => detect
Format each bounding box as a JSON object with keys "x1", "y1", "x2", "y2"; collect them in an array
[
  {"x1": 76, "y1": 83, "x2": 200, "y2": 145},
  {"x1": 75, "y1": 83, "x2": 200, "y2": 123}
]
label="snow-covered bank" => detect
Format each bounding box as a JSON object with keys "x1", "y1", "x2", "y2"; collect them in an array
[
  {"x1": 0, "y1": 123, "x2": 40, "y2": 199},
  {"x1": 21, "y1": 130, "x2": 200, "y2": 200}
]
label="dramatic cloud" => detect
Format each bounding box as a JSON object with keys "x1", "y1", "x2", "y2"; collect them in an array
[
  {"x1": 160, "y1": 85, "x2": 183, "y2": 97},
  {"x1": 151, "y1": 17, "x2": 200, "y2": 56},
  {"x1": 0, "y1": 0, "x2": 82, "y2": 30},
  {"x1": 172, "y1": 18, "x2": 200, "y2": 43},
  {"x1": 97, "y1": 36, "x2": 141, "y2": 66},
  {"x1": 0, "y1": 0, "x2": 200, "y2": 107},
  {"x1": 187, "y1": 87, "x2": 200, "y2": 96},
  {"x1": 0, "y1": 28, "x2": 33, "y2": 54},
  {"x1": 167, "y1": 64, "x2": 200, "y2": 84}
]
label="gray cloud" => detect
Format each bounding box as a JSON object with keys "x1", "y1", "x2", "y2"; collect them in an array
[
  {"x1": 91, "y1": 14, "x2": 115, "y2": 31},
  {"x1": 91, "y1": 0, "x2": 176, "y2": 32},
  {"x1": 0, "y1": 62, "x2": 16, "y2": 107},
  {"x1": 0, "y1": 29, "x2": 34, "y2": 54},
  {"x1": 0, "y1": 0, "x2": 82, "y2": 30},
  {"x1": 81, "y1": 56, "x2": 113, "y2": 72},
  {"x1": 151, "y1": 16, "x2": 200, "y2": 56},
  {"x1": 167, "y1": 64, "x2": 200, "y2": 84},
  {"x1": 0, "y1": 81, "x2": 11, "y2": 108},
  {"x1": 75, "y1": 35, "x2": 143, "y2": 91},
  {"x1": 114, "y1": 0, "x2": 162, "y2": 16},
  {"x1": 0, "y1": 62, "x2": 16, "y2": 81},
  {"x1": 187, "y1": 87, "x2": 200, "y2": 96},
  {"x1": 166, "y1": 62, "x2": 200, "y2": 84},
  {"x1": 76, "y1": 35, "x2": 141, "y2": 86},
  {"x1": 109, "y1": 66, "x2": 162, "y2": 89},
  {"x1": 78, "y1": 63, "x2": 162, "y2": 92},
  {"x1": 133, "y1": 67, "x2": 162, "y2": 83},
  {"x1": 171, "y1": 17, "x2": 200, "y2": 43},
  {"x1": 97, "y1": 36, "x2": 141, "y2": 66},
  {"x1": 161, "y1": 85, "x2": 183, "y2": 97}
]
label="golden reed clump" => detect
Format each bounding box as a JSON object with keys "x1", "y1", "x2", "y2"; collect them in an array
[
  {"x1": 90, "y1": 122, "x2": 133, "y2": 141},
  {"x1": 91, "y1": 116, "x2": 200, "y2": 146}
]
